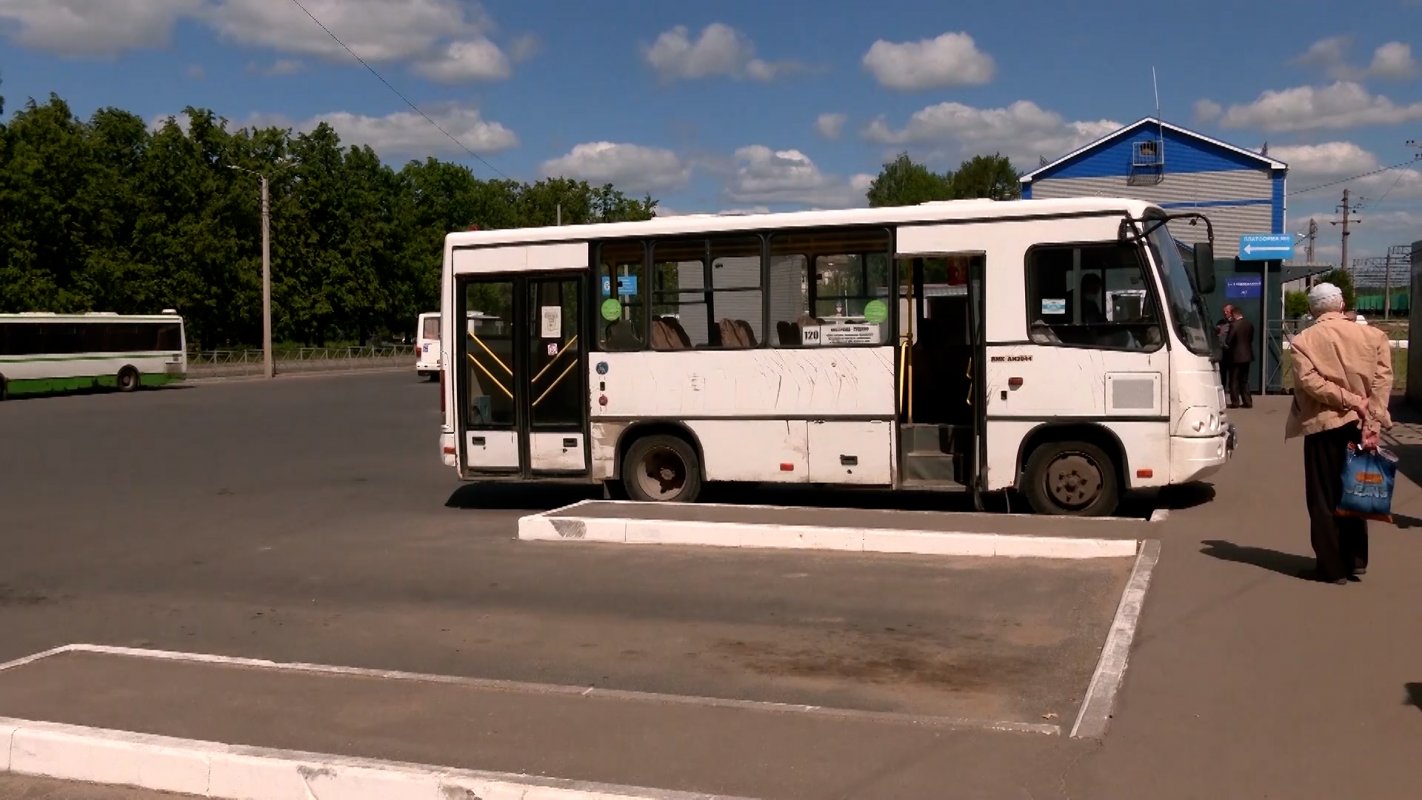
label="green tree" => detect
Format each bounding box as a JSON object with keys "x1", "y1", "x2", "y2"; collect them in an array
[
  {"x1": 950, "y1": 153, "x2": 1020, "y2": 200},
  {"x1": 1285, "y1": 290, "x2": 1309, "y2": 319},
  {"x1": 865, "y1": 152, "x2": 954, "y2": 207}
]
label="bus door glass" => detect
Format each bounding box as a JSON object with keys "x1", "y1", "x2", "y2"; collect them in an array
[{"x1": 457, "y1": 273, "x2": 589, "y2": 477}]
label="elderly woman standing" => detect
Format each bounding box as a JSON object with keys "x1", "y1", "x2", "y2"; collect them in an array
[{"x1": 1285, "y1": 282, "x2": 1394, "y2": 585}]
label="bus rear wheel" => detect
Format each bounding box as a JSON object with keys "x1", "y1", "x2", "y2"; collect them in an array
[
  {"x1": 623, "y1": 434, "x2": 702, "y2": 503},
  {"x1": 117, "y1": 366, "x2": 140, "y2": 393},
  {"x1": 1022, "y1": 440, "x2": 1120, "y2": 517}
]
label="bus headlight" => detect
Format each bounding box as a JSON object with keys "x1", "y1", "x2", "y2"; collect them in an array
[{"x1": 1175, "y1": 406, "x2": 1221, "y2": 437}]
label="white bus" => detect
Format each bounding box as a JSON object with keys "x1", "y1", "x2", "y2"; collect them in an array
[
  {"x1": 0, "y1": 311, "x2": 186, "y2": 400},
  {"x1": 416, "y1": 310, "x2": 504, "y2": 381},
  {"x1": 436, "y1": 197, "x2": 1236, "y2": 516}
]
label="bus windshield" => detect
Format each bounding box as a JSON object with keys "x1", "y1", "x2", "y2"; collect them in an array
[{"x1": 1145, "y1": 222, "x2": 1212, "y2": 357}]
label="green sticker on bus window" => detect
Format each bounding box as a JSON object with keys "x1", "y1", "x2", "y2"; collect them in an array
[
  {"x1": 600, "y1": 298, "x2": 622, "y2": 322},
  {"x1": 862, "y1": 299, "x2": 888, "y2": 324}
]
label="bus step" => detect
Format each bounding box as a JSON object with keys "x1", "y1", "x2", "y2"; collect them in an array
[
  {"x1": 903, "y1": 451, "x2": 960, "y2": 483},
  {"x1": 901, "y1": 423, "x2": 953, "y2": 454}
]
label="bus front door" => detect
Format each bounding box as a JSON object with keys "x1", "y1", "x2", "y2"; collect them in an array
[{"x1": 458, "y1": 273, "x2": 590, "y2": 478}]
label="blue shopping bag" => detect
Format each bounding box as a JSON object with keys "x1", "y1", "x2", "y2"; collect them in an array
[{"x1": 1337, "y1": 444, "x2": 1398, "y2": 523}]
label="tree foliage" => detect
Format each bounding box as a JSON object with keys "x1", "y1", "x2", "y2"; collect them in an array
[
  {"x1": 0, "y1": 94, "x2": 657, "y2": 347},
  {"x1": 865, "y1": 151, "x2": 1020, "y2": 207}
]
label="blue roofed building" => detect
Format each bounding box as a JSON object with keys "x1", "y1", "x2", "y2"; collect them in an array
[
  {"x1": 1021, "y1": 117, "x2": 1293, "y2": 394},
  {"x1": 1020, "y1": 117, "x2": 1288, "y2": 251}
]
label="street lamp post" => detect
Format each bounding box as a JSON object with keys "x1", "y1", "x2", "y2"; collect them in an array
[{"x1": 229, "y1": 165, "x2": 273, "y2": 379}]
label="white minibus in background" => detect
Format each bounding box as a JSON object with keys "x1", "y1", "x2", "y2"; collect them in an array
[
  {"x1": 416, "y1": 311, "x2": 441, "y2": 380},
  {"x1": 417, "y1": 310, "x2": 506, "y2": 381},
  {"x1": 0, "y1": 310, "x2": 186, "y2": 400},
  {"x1": 436, "y1": 197, "x2": 1235, "y2": 516}
]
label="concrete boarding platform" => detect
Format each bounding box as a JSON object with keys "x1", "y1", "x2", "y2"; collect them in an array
[
  {"x1": 0, "y1": 534, "x2": 1156, "y2": 799},
  {"x1": 521, "y1": 499, "x2": 1150, "y2": 558}
]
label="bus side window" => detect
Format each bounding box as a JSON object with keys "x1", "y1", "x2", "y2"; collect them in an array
[
  {"x1": 598, "y1": 241, "x2": 647, "y2": 351},
  {"x1": 1025, "y1": 242, "x2": 1162, "y2": 352}
]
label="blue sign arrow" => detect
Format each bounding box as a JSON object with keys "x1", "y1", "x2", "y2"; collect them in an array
[{"x1": 1238, "y1": 233, "x2": 1294, "y2": 261}]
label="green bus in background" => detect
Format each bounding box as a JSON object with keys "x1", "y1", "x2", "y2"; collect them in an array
[{"x1": 0, "y1": 311, "x2": 187, "y2": 400}]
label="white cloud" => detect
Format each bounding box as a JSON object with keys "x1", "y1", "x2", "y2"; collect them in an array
[
  {"x1": 861, "y1": 31, "x2": 995, "y2": 90},
  {"x1": 1269, "y1": 142, "x2": 1381, "y2": 183},
  {"x1": 1193, "y1": 99, "x2": 1223, "y2": 123},
  {"x1": 414, "y1": 38, "x2": 511, "y2": 82},
  {"x1": 1369, "y1": 42, "x2": 1418, "y2": 80},
  {"x1": 0, "y1": 0, "x2": 200, "y2": 56},
  {"x1": 725, "y1": 145, "x2": 863, "y2": 207},
  {"x1": 314, "y1": 106, "x2": 518, "y2": 158},
  {"x1": 864, "y1": 100, "x2": 1120, "y2": 167},
  {"x1": 849, "y1": 173, "x2": 875, "y2": 193},
  {"x1": 540, "y1": 142, "x2": 690, "y2": 194},
  {"x1": 0, "y1": 1, "x2": 527, "y2": 82},
  {"x1": 1218, "y1": 81, "x2": 1422, "y2": 132},
  {"x1": 642, "y1": 22, "x2": 794, "y2": 82},
  {"x1": 203, "y1": 0, "x2": 469, "y2": 62},
  {"x1": 816, "y1": 112, "x2": 848, "y2": 140},
  {"x1": 1292, "y1": 36, "x2": 1418, "y2": 81}
]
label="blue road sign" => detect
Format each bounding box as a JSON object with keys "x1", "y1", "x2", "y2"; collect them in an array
[
  {"x1": 1226, "y1": 275, "x2": 1262, "y2": 299},
  {"x1": 600, "y1": 275, "x2": 612, "y2": 296},
  {"x1": 1238, "y1": 233, "x2": 1294, "y2": 261},
  {"x1": 617, "y1": 275, "x2": 638, "y2": 296}
]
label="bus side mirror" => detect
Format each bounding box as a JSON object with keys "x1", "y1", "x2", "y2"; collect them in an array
[{"x1": 1192, "y1": 243, "x2": 1216, "y2": 294}]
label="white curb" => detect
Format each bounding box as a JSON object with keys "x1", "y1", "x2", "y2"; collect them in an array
[
  {"x1": 0, "y1": 716, "x2": 754, "y2": 800},
  {"x1": 520, "y1": 502, "x2": 1140, "y2": 560},
  {"x1": 1070, "y1": 538, "x2": 1162, "y2": 739}
]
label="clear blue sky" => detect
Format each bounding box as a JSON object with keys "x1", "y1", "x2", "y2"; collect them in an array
[{"x1": 2, "y1": 0, "x2": 1419, "y2": 262}]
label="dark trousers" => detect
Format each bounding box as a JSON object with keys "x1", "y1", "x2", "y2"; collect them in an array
[
  {"x1": 1303, "y1": 422, "x2": 1368, "y2": 580},
  {"x1": 1227, "y1": 362, "x2": 1252, "y2": 407}
]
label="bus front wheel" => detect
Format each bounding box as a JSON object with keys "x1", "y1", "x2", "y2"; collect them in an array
[
  {"x1": 623, "y1": 434, "x2": 702, "y2": 503},
  {"x1": 1022, "y1": 440, "x2": 1120, "y2": 517},
  {"x1": 117, "y1": 367, "x2": 140, "y2": 392}
]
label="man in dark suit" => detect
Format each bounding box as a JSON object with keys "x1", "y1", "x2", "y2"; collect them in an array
[{"x1": 1225, "y1": 306, "x2": 1255, "y2": 408}]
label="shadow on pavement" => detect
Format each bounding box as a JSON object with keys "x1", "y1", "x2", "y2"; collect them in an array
[
  {"x1": 1199, "y1": 539, "x2": 1314, "y2": 579},
  {"x1": 1405, "y1": 683, "x2": 1422, "y2": 712},
  {"x1": 445, "y1": 483, "x2": 599, "y2": 511},
  {"x1": 1155, "y1": 482, "x2": 1217, "y2": 511}
]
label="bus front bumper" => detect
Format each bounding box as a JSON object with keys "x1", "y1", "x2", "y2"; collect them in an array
[{"x1": 1170, "y1": 424, "x2": 1236, "y2": 484}]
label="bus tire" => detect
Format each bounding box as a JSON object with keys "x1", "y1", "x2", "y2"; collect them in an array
[
  {"x1": 117, "y1": 366, "x2": 141, "y2": 392},
  {"x1": 1021, "y1": 439, "x2": 1119, "y2": 517},
  {"x1": 622, "y1": 434, "x2": 702, "y2": 503}
]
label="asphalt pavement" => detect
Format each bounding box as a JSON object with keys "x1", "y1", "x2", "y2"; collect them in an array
[{"x1": 2, "y1": 375, "x2": 1420, "y2": 799}]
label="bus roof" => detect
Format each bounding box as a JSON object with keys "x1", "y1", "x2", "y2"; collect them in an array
[
  {"x1": 0, "y1": 312, "x2": 183, "y2": 323},
  {"x1": 443, "y1": 197, "x2": 1162, "y2": 249}
]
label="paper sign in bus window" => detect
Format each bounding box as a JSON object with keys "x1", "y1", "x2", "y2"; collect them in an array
[
  {"x1": 1041, "y1": 298, "x2": 1066, "y2": 315},
  {"x1": 540, "y1": 306, "x2": 561, "y2": 339}
]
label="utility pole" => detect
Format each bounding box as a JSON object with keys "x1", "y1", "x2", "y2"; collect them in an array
[
  {"x1": 1383, "y1": 246, "x2": 1393, "y2": 319},
  {"x1": 1330, "y1": 189, "x2": 1360, "y2": 275},
  {"x1": 1304, "y1": 218, "x2": 1317, "y2": 264},
  {"x1": 228, "y1": 165, "x2": 274, "y2": 380},
  {"x1": 260, "y1": 173, "x2": 272, "y2": 380}
]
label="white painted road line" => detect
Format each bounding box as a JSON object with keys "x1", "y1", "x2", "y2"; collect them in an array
[
  {"x1": 0, "y1": 644, "x2": 1062, "y2": 736},
  {"x1": 520, "y1": 506, "x2": 1141, "y2": 560},
  {"x1": 1070, "y1": 538, "x2": 1162, "y2": 739},
  {"x1": 0, "y1": 716, "x2": 755, "y2": 800}
]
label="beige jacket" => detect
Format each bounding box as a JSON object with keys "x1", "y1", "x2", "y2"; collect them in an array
[{"x1": 1284, "y1": 312, "x2": 1394, "y2": 439}]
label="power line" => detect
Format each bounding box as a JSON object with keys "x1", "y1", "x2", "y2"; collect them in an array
[
  {"x1": 1287, "y1": 154, "x2": 1420, "y2": 197},
  {"x1": 285, "y1": 0, "x2": 509, "y2": 179}
]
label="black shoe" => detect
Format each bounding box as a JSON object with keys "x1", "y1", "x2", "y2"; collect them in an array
[{"x1": 1297, "y1": 568, "x2": 1348, "y2": 585}]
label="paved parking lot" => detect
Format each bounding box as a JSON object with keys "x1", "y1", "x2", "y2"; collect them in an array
[{"x1": 2, "y1": 374, "x2": 1420, "y2": 799}]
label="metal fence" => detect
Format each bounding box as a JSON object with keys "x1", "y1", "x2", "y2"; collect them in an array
[
  {"x1": 186, "y1": 345, "x2": 416, "y2": 378},
  {"x1": 1266, "y1": 320, "x2": 1408, "y2": 393}
]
